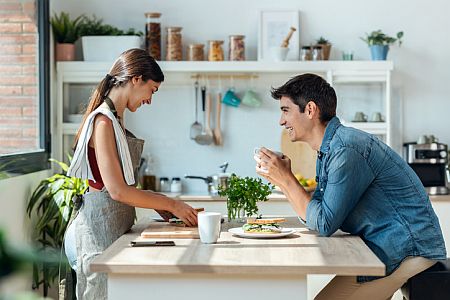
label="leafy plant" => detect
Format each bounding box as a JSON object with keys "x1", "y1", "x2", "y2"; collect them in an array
[
  {"x1": 218, "y1": 174, "x2": 273, "y2": 221},
  {"x1": 79, "y1": 15, "x2": 143, "y2": 36},
  {"x1": 361, "y1": 30, "x2": 404, "y2": 46},
  {"x1": 50, "y1": 12, "x2": 84, "y2": 43},
  {"x1": 26, "y1": 158, "x2": 88, "y2": 296},
  {"x1": 316, "y1": 36, "x2": 330, "y2": 44}
]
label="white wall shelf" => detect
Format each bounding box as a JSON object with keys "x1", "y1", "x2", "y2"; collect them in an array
[{"x1": 54, "y1": 60, "x2": 394, "y2": 161}]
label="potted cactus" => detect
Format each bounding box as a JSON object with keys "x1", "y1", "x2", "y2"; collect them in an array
[
  {"x1": 316, "y1": 36, "x2": 332, "y2": 60},
  {"x1": 50, "y1": 12, "x2": 84, "y2": 61},
  {"x1": 360, "y1": 30, "x2": 404, "y2": 60}
]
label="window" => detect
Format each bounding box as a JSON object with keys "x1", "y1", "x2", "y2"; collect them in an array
[{"x1": 0, "y1": 0, "x2": 50, "y2": 177}]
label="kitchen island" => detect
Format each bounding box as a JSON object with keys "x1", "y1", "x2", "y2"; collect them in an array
[{"x1": 91, "y1": 217, "x2": 384, "y2": 300}]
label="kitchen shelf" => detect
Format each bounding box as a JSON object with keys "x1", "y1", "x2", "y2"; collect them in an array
[{"x1": 53, "y1": 60, "x2": 394, "y2": 161}]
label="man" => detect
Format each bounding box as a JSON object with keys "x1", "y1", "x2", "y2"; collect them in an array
[{"x1": 256, "y1": 73, "x2": 446, "y2": 300}]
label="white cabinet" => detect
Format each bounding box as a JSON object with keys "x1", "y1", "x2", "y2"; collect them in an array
[{"x1": 53, "y1": 61, "x2": 394, "y2": 161}]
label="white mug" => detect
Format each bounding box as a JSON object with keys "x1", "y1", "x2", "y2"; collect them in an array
[{"x1": 198, "y1": 212, "x2": 222, "y2": 244}]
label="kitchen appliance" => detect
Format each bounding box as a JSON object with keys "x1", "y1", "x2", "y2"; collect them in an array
[
  {"x1": 185, "y1": 162, "x2": 231, "y2": 195},
  {"x1": 403, "y1": 142, "x2": 449, "y2": 195}
]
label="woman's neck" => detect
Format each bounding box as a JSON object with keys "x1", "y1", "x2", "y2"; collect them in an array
[{"x1": 105, "y1": 89, "x2": 126, "y2": 120}]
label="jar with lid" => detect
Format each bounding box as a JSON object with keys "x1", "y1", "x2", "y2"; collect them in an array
[
  {"x1": 159, "y1": 177, "x2": 170, "y2": 192},
  {"x1": 229, "y1": 35, "x2": 245, "y2": 61},
  {"x1": 312, "y1": 46, "x2": 323, "y2": 61},
  {"x1": 208, "y1": 40, "x2": 224, "y2": 61},
  {"x1": 300, "y1": 46, "x2": 312, "y2": 61},
  {"x1": 166, "y1": 27, "x2": 183, "y2": 61},
  {"x1": 170, "y1": 177, "x2": 182, "y2": 193},
  {"x1": 142, "y1": 154, "x2": 156, "y2": 191},
  {"x1": 187, "y1": 44, "x2": 204, "y2": 61},
  {"x1": 145, "y1": 12, "x2": 162, "y2": 60}
]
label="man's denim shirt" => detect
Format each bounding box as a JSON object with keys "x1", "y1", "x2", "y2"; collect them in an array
[{"x1": 305, "y1": 117, "x2": 446, "y2": 282}]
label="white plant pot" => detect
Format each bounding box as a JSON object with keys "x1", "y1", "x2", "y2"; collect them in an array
[{"x1": 81, "y1": 35, "x2": 143, "y2": 61}]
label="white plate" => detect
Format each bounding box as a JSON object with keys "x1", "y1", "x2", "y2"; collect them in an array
[
  {"x1": 152, "y1": 217, "x2": 166, "y2": 222},
  {"x1": 228, "y1": 227, "x2": 296, "y2": 239}
]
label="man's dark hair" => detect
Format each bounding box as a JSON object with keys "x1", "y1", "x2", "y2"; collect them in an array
[{"x1": 271, "y1": 73, "x2": 337, "y2": 123}]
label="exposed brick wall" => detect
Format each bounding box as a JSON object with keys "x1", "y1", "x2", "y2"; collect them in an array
[{"x1": 0, "y1": 0, "x2": 38, "y2": 155}]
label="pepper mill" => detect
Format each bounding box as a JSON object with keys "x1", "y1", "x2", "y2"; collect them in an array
[{"x1": 280, "y1": 27, "x2": 297, "y2": 48}]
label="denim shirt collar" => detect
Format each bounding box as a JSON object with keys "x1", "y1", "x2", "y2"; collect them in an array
[{"x1": 319, "y1": 116, "x2": 341, "y2": 155}]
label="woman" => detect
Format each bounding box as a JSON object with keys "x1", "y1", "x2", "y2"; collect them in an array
[{"x1": 64, "y1": 48, "x2": 198, "y2": 299}]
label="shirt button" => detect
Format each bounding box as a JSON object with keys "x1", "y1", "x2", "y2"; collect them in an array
[{"x1": 320, "y1": 188, "x2": 324, "y2": 192}]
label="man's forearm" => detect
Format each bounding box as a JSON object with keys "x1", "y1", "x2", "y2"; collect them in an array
[{"x1": 279, "y1": 174, "x2": 312, "y2": 220}]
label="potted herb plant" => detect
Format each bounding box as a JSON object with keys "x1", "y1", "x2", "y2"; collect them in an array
[
  {"x1": 79, "y1": 15, "x2": 143, "y2": 61},
  {"x1": 316, "y1": 36, "x2": 332, "y2": 60},
  {"x1": 50, "y1": 12, "x2": 84, "y2": 61},
  {"x1": 27, "y1": 158, "x2": 88, "y2": 297},
  {"x1": 360, "y1": 30, "x2": 404, "y2": 60},
  {"x1": 218, "y1": 174, "x2": 273, "y2": 222}
]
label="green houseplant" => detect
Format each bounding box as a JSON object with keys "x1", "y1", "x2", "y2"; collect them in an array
[
  {"x1": 316, "y1": 36, "x2": 332, "y2": 60},
  {"x1": 218, "y1": 174, "x2": 273, "y2": 222},
  {"x1": 27, "y1": 159, "x2": 88, "y2": 296},
  {"x1": 360, "y1": 30, "x2": 404, "y2": 60},
  {"x1": 50, "y1": 12, "x2": 84, "y2": 61},
  {"x1": 78, "y1": 15, "x2": 143, "y2": 61}
]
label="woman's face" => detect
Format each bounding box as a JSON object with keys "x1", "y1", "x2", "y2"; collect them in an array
[{"x1": 128, "y1": 76, "x2": 161, "y2": 112}]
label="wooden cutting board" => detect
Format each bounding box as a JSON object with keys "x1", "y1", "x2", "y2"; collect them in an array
[
  {"x1": 141, "y1": 222, "x2": 199, "y2": 239},
  {"x1": 280, "y1": 129, "x2": 317, "y2": 178}
]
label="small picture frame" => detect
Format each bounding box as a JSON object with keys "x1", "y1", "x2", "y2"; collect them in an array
[{"x1": 258, "y1": 10, "x2": 300, "y2": 61}]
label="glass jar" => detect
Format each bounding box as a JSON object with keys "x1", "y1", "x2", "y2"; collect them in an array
[
  {"x1": 229, "y1": 35, "x2": 245, "y2": 61},
  {"x1": 159, "y1": 177, "x2": 170, "y2": 192},
  {"x1": 166, "y1": 27, "x2": 183, "y2": 61},
  {"x1": 170, "y1": 177, "x2": 182, "y2": 193},
  {"x1": 208, "y1": 40, "x2": 224, "y2": 61},
  {"x1": 312, "y1": 46, "x2": 323, "y2": 61},
  {"x1": 187, "y1": 44, "x2": 204, "y2": 61},
  {"x1": 144, "y1": 12, "x2": 161, "y2": 60},
  {"x1": 300, "y1": 46, "x2": 312, "y2": 61}
]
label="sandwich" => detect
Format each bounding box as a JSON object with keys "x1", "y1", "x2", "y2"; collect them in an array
[
  {"x1": 242, "y1": 217, "x2": 286, "y2": 234},
  {"x1": 168, "y1": 208, "x2": 204, "y2": 227}
]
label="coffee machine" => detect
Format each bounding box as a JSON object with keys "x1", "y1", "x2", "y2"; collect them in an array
[{"x1": 403, "y1": 142, "x2": 449, "y2": 195}]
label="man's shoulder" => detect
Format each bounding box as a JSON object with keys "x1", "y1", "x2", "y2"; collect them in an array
[{"x1": 332, "y1": 125, "x2": 373, "y2": 147}]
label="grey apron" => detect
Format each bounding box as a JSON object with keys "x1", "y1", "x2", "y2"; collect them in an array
[{"x1": 73, "y1": 130, "x2": 144, "y2": 299}]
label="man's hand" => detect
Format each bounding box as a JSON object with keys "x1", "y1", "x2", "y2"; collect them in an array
[{"x1": 255, "y1": 147, "x2": 293, "y2": 188}]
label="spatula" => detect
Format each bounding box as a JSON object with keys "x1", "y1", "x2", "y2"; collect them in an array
[{"x1": 195, "y1": 86, "x2": 213, "y2": 145}]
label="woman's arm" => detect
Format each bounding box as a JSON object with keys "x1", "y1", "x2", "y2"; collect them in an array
[{"x1": 91, "y1": 115, "x2": 198, "y2": 226}]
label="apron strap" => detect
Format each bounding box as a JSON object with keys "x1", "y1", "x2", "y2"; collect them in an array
[{"x1": 104, "y1": 97, "x2": 119, "y2": 120}]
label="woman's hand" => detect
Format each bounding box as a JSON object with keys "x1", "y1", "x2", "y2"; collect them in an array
[
  {"x1": 255, "y1": 147, "x2": 293, "y2": 188},
  {"x1": 171, "y1": 200, "x2": 198, "y2": 227}
]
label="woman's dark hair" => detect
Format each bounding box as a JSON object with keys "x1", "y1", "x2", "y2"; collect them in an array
[
  {"x1": 73, "y1": 48, "x2": 164, "y2": 148},
  {"x1": 271, "y1": 73, "x2": 337, "y2": 123}
]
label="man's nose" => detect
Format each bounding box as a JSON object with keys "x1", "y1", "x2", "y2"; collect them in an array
[{"x1": 279, "y1": 116, "x2": 285, "y2": 126}]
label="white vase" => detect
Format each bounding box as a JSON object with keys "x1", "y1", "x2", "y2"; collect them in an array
[{"x1": 81, "y1": 35, "x2": 143, "y2": 61}]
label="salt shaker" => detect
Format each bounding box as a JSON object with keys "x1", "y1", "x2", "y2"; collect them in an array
[
  {"x1": 159, "y1": 177, "x2": 170, "y2": 192},
  {"x1": 170, "y1": 177, "x2": 182, "y2": 193}
]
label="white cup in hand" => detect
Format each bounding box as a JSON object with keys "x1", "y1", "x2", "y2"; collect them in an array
[
  {"x1": 198, "y1": 212, "x2": 222, "y2": 244},
  {"x1": 254, "y1": 147, "x2": 283, "y2": 173}
]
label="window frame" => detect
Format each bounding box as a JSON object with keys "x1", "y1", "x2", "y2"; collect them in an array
[{"x1": 0, "y1": 0, "x2": 51, "y2": 176}]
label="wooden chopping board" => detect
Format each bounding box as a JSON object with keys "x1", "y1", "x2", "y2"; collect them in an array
[
  {"x1": 280, "y1": 129, "x2": 317, "y2": 179},
  {"x1": 141, "y1": 222, "x2": 199, "y2": 239}
]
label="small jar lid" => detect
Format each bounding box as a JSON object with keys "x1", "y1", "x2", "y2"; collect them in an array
[
  {"x1": 208, "y1": 40, "x2": 224, "y2": 44},
  {"x1": 229, "y1": 35, "x2": 245, "y2": 39},
  {"x1": 313, "y1": 45, "x2": 322, "y2": 49},
  {"x1": 301, "y1": 46, "x2": 311, "y2": 49},
  {"x1": 160, "y1": 177, "x2": 169, "y2": 180},
  {"x1": 145, "y1": 12, "x2": 161, "y2": 18},
  {"x1": 167, "y1": 26, "x2": 182, "y2": 32},
  {"x1": 172, "y1": 177, "x2": 181, "y2": 181},
  {"x1": 188, "y1": 43, "x2": 204, "y2": 48}
]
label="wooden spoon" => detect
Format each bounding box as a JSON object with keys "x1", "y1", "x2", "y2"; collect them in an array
[{"x1": 213, "y1": 92, "x2": 223, "y2": 146}]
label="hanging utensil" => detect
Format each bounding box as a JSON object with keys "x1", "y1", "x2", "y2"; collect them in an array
[
  {"x1": 189, "y1": 80, "x2": 202, "y2": 139},
  {"x1": 213, "y1": 91, "x2": 223, "y2": 146},
  {"x1": 195, "y1": 86, "x2": 214, "y2": 145}
]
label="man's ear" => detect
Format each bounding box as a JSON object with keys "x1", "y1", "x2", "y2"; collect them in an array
[{"x1": 306, "y1": 101, "x2": 319, "y2": 120}]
